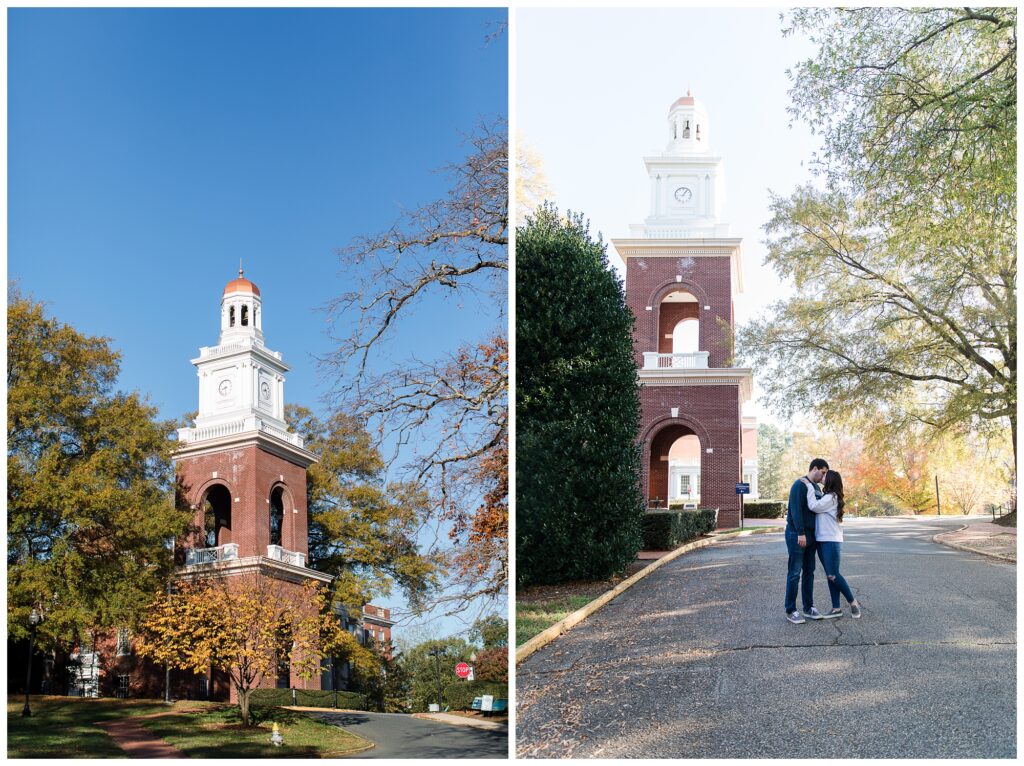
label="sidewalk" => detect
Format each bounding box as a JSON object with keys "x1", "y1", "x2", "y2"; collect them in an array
[
  {"x1": 412, "y1": 712, "x2": 508, "y2": 731},
  {"x1": 934, "y1": 520, "x2": 1016, "y2": 561},
  {"x1": 97, "y1": 716, "x2": 184, "y2": 759}
]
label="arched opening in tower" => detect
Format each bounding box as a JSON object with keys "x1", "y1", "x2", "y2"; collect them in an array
[
  {"x1": 203, "y1": 484, "x2": 232, "y2": 547},
  {"x1": 648, "y1": 423, "x2": 701, "y2": 508},
  {"x1": 269, "y1": 486, "x2": 285, "y2": 547},
  {"x1": 658, "y1": 290, "x2": 700, "y2": 364}
]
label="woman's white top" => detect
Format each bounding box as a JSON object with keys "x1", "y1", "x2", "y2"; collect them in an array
[{"x1": 805, "y1": 483, "x2": 843, "y2": 543}]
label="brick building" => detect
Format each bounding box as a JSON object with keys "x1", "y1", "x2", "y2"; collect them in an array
[
  {"x1": 362, "y1": 605, "x2": 396, "y2": 659},
  {"x1": 611, "y1": 92, "x2": 756, "y2": 528}
]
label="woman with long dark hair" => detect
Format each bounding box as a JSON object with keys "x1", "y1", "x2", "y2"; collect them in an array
[{"x1": 802, "y1": 470, "x2": 861, "y2": 618}]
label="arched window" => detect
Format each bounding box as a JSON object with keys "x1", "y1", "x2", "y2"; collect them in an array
[
  {"x1": 229, "y1": 306, "x2": 235, "y2": 327},
  {"x1": 241, "y1": 305, "x2": 249, "y2": 326},
  {"x1": 269, "y1": 487, "x2": 284, "y2": 547},
  {"x1": 696, "y1": 124, "x2": 702, "y2": 141},
  {"x1": 203, "y1": 485, "x2": 232, "y2": 547},
  {"x1": 683, "y1": 120, "x2": 690, "y2": 138}
]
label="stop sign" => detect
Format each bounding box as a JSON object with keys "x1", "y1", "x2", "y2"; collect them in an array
[{"x1": 455, "y1": 662, "x2": 471, "y2": 679}]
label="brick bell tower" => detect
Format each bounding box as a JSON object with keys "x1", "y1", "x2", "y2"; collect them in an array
[
  {"x1": 174, "y1": 268, "x2": 331, "y2": 699},
  {"x1": 612, "y1": 92, "x2": 754, "y2": 528}
]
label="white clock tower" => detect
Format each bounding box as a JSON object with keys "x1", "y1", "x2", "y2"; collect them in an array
[
  {"x1": 631, "y1": 90, "x2": 730, "y2": 239},
  {"x1": 181, "y1": 268, "x2": 295, "y2": 441}
]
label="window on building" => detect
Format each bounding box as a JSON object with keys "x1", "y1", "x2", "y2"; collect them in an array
[
  {"x1": 229, "y1": 306, "x2": 235, "y2": 327},
  {"x1": 116, "y1": 674, "x2": 130, "y2": 699},
  {"x1": 683, "y1": 120, "x2": 690, "y2": 138},
  {"x1": 696, "y1": 124, "x2": 702, "y2": 141},
  {"x1": 116, "y1": 628, "x2": 130, "y2": 656},
  {"x1": 198, "y1": 678, "x2": 209, "y2": 699},
  {"x1": 680, "y1": 475, "x2": 691, "y2": 495},
  {"x1": 241, "y1": 305, "x2": 249, "y2": 326}
]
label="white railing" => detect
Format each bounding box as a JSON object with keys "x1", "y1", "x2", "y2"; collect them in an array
[
  {"x1": 185, "y1": 543, "x2": 239, "y2": 566},
  {"x1": 258, "y1": 422, "x2": 303, "y2": 448},
  {"x1": 266, "y1": 545, "x2": 306, "y2": 568},
  {"x1": 179, "y1": 419, "x2": 247, "y2": 443},
  {"x1": 642, "y1": 351, "x2": 710, "y2": 369},
  {"x1": 198, "y1": 340, "x2": 282, "y2": 361}
]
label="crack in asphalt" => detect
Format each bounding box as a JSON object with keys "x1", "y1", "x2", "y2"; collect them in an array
[{"x1": 521, "y1": 638, "x2": 1016, "y2": 678}]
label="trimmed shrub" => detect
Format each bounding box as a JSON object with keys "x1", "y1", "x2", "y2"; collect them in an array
[
  {"x1": 742, "y1": 500, "x2": 786, "y2": 518},
  {"x1": 250, "y1": 687, "x2": 367, "y2": 710},
  {"x1": 641, "y1": 509, "x2": 718, "y2": 549},
  {"x1": 517, "y1": 207, "x2": 644, "y2": 586}
]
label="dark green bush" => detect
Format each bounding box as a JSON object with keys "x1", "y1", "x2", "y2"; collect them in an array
[
  {"x1": 517, "y1": 207, "x2": 644, "y2": 586},
  {"x1": 641, "y1": 509, "x2": 718, "y2": 549},
  {"x1": 742, "y1": 500, "x2": 786, "y2": 518},
  {"x1": 249, "y1": 687, "x2": 367, "y2": 710}
]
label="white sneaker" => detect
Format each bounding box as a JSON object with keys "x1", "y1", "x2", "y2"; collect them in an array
[
  {"x1": 803, "y1": 607, "x2": 824, "y2": 620},
  {"x1": 787, "y1": 611, "x2": 806, "y2": 624}
]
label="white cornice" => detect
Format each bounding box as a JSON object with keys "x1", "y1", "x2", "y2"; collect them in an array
[
  {"x1": 174, "y1": 428, "x2": 319, "y2": 469},
  {"x1": 176, "y1": 556, "x2": 334, "y2": 586},
  {"x1": 639, "y1": 367, "x2": 753, "y2": 403}
]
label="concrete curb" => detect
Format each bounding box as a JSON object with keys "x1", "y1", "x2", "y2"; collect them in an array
[
  {"x1": 516, "y1": 526, "x2": 780, "y2": 664},
  {"x1": 932, "y1": 525, "x2": 1017, "y2": 563},
  {"x1": 412, "y1": 712, "x2": 508, "y2": 731}
]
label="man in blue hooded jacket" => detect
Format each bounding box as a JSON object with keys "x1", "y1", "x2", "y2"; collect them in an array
[{"x1": 785, "y1": 458, "x2": 829, "y2": 624}]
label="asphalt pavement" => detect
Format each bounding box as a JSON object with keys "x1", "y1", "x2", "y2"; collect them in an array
[
  {"x1": 517, "y1": 517, "x2": 1016, "y2": 758},
  {"x1": 309, "y1": 710, "x2": 508, "y2": 759}
]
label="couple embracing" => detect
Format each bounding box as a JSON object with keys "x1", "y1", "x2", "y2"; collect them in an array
[{"x1": 784, "y1": 458, "x2": 862, "y2": 624}]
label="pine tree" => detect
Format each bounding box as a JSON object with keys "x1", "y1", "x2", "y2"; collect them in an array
[{"x1": 516, "y1": 206, "x2": 643, "y2": 586}]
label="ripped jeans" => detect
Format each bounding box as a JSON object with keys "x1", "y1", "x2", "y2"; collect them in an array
[{"x1": 816, "y1": 541, "x2": 855, "y2": 609}]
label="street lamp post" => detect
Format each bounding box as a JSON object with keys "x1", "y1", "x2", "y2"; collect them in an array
[
  {"x1": 428, "y1": 647, "x2": 444, "y2": 711},
  {"x1": 22, "y1": 608, "x2": 42, "y2": 717}
]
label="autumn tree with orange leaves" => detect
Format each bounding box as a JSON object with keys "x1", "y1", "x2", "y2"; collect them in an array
[
  {"x1": 320, "y1": 118, "x2": 508, "y2": 617},
  {"x1": 136, "y1": 574, "x2": 376, "y2": 726}
]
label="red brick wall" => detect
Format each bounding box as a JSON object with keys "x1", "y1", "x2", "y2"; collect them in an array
[
  {"x1": 626, "y1": 255, "x2": 733, "y2": 366},
  {"x1": 657, "y1": 302, "x2": 700, "y2": 353},
  {"x1": 176, "y1": 443, "x2": 309, "y2": 558}
]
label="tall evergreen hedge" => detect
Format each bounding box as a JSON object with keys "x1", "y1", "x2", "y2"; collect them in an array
[{"x1": 516, "y1": 206, "x2": 644, "y2": 586}]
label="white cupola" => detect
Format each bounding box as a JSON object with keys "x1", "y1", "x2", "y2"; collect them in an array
[
  {"x1": 220, "y1": 266, "x2": 264, "y2": 345},
  {"x1": 666, "y1": 89, "x2": 711, "y2": 155}
]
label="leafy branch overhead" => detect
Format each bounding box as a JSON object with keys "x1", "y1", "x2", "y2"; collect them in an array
[
  {"x1": 321, "y1": 118, "x2": 508, "y2": 612},
  {"x1": 742, "y1": 8, "x2": 1015, "y2": 458}
]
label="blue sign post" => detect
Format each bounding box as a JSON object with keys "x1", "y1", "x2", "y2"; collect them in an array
[{"x1": 736, "y1": 483, "x2": 750, "y2": 528}]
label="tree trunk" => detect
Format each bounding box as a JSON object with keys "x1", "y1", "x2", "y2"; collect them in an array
[{"x1": 238, "y1": 685, "x2": 251, "y2": 727}]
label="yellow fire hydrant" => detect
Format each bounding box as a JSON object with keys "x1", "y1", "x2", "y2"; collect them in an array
[{"x1": 271, "y1": 722, "x2": 284, "y2": 747}]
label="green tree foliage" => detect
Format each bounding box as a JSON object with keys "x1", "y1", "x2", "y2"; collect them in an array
[
  {"x1": 469, "y1": 613, "x2": 508, "y2": 649},
  {"x1": 516, "y1": 206, "x2": 644, "y2": 586},
  {"x1": 7, "y1": 292, "x2": 191, "y2": 647},
  {"x1": 756, "y1": 424, "x2": 792, "y2": 500},
  {"x1": 285, "y1": 404, "x2": 443, "y2": 614},
  {"x1": 355, "y1": 644, "x2": 410, "y2": 713},
  {"x1": 740, "y1": 8, "x2": 1016, "y2": 459},
  {"x1": 399, "y1": 636, "x2": 476, "y2": 712}
]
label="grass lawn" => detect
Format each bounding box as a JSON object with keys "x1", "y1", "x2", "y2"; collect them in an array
[
  {"x1": 7, "y1": 696, "x2": 370, "y2": 758},
  {"x1": 516, "y1": 595, "x2": 594, "y2": 646}
]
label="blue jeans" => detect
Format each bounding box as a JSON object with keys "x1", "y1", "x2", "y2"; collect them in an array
[
  {"x1": 784, "y1": 529, "x2": 817, "y2": 613},
  {"x1": 816, "y1": 541, "x2": 855, "y2": 609}
]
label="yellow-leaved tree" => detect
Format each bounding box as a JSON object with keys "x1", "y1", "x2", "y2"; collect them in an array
[{"x1": 136, "y1": 574, "x2": 377, "y2": 726}]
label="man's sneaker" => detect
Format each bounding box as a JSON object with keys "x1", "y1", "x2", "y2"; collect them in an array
[
  {"x1": 850, "y1": 601, "x2": 862, "y2": 619},
  {"x1": 787, "y1": 611, "x2": 806, "y2": 624},
  {"x1": 822, "y1": 608, "x2": 842, "y2": 619},
  {"x1": 803, "y1": 607, "x2": 824, "y2": 620}
]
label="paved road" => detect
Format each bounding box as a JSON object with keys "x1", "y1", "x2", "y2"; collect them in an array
[
  {"x1": 310, "y1": 710, "x2": 508, "y2": 759},
  {"x1": 517, "y1": 517, "x2": 1016, "y2": 758}
]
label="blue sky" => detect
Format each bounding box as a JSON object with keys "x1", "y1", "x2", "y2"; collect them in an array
[{"x1": 9, "y1": 7, "x2": 508, "y2": 636}]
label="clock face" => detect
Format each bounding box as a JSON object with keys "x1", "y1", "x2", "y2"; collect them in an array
[
  {"x1": 218, "y1": 379, "x2": 232, "y2": 397},
  {"x1": 260, "y1": 381, "x2": 271, "y2": 401},
  {"x1": 674, "y1": 186, "x2": 693, "y2": 203}
]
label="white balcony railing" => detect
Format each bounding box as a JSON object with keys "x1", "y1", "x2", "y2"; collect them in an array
[
  {"x1": 266, "y1": 544, "x2": 306, "y2": 568},
  {"x1": 185, "y1": 543, "x2": 239, "y2": 566},
  {"x1": 642, "y1": 351, "x2": 710, "y2": 370}
]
